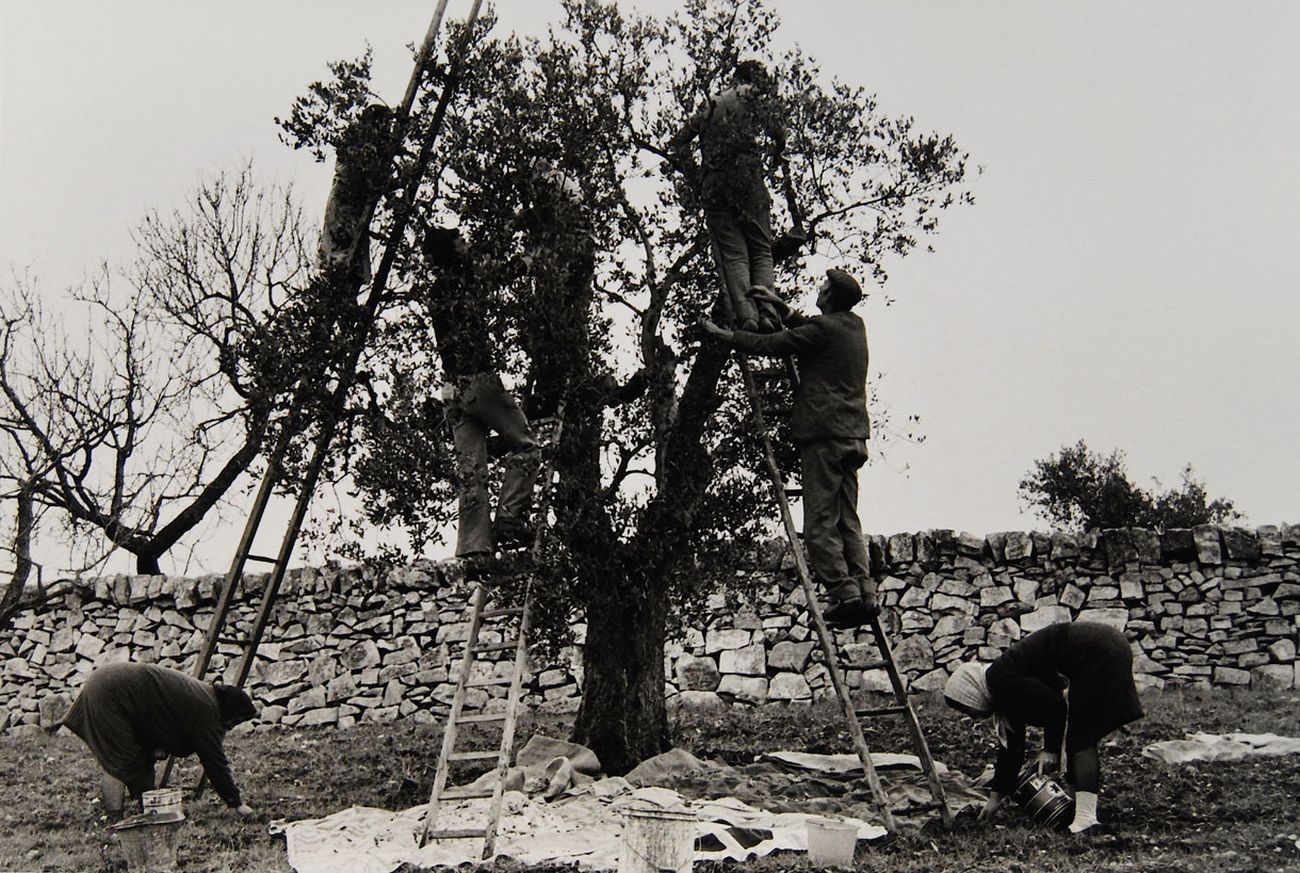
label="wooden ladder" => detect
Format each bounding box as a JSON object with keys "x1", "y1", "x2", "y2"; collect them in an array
[
  {"x1": 419, "y1": 410, "x2": 565, "y2": 857},
  {"x1": 739, "y1": 354, "x2": 953, "y2": 832},
  {"x1": 160, "y1": 0, "x2": 485, "y2": 793}
]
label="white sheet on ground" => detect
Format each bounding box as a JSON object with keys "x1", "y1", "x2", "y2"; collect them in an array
[
  {"x1": 1142, "y1": 732, "x2": 1300, "y2": 764},
  {"x1": 269, "y1": 738, "x2": 982, "y2": 873}
]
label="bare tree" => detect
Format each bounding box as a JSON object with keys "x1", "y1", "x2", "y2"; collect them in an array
[{"x1": 0, "y1": 165, "x2": 317, "y2": 579}]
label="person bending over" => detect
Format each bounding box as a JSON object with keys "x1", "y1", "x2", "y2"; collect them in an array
[
  {"x1": 61, "y1": 662, "x2": 257, "y2": 819},
  {"x1": 943, "y1": 621, "x2": 1145, "y2": 834}
]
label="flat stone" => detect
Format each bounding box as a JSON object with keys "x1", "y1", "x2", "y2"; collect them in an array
[
  {"x1": 719, "y1": 643, "x2": 766, "y2": 676},
  {"x1": 675, "y1": 654, "x2": 722, "y2": 691},
  {"x1": 1213, "y1": 666, "x2": 1251, "y2": 685},
  {"x1": 1003, "y1": 531, "x2": 1033, "y2": 561},
  {"x1": 1192, "y1": 526, "x2": 1223, "y2": 564},
  {"x1": 1267, "y1": 639, "x2": 1296, "y2": 662},
  {"x1": 717, "y1": 675, "x2": 768, "y2": 704},
  {"x1": 893, "y1": 635, "x2": 934, "y2": 672},
  {"x1": 1020, "y1": 606, "x2": 1072, "y2": 634},
  {"x1": 912, "y1": 667, "x2": 949, "y2": 693},
  {"x1": 768, "y1": 641, "x2": 815, "y2": 672},
  {"x1": 670, "y1": 691, "x2": 726, "y2": 712},
  {"x1": 705, "y1": 628, "x2": 751, "y2": 654},
  {"x1": 767, "y1": 672, "x2": 812, "y2": 701},
  {"x1": 979, "y1": 586, "x2": 1014, "y2": 608}
]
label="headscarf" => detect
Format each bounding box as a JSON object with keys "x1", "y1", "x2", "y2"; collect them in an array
[
  {"x1": 213, "y1": 683, "x2": 258, "y2": 728},
  {"x1": 943, "y1": 661, "x2": 994, "y2": 716}
]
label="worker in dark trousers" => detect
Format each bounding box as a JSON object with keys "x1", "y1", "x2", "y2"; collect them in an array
[
  {"x1": 423, "y1": 226, "x2": 541, "y2": 558},
  {"x1": 318, "y1": 103, "x2": 398, "y2": 285},
  {"x1": 701, "y1": 268, "x2": 875, "y2": 628},
  {"x1": 943, "y1": 621, "x2": 1145, "y2": 834},
  {"x1": 61, "y1": 662, "x2": 257, "y2": 819},
  {"x1": 669, "y1": 59, "x2": 786, "y2": 333}
]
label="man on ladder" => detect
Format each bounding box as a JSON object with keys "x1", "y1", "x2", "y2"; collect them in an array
[{"x1": 701, "y1": 268, "x2": 877, "y2": 628}]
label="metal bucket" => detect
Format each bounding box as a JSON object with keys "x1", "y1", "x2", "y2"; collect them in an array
[
  {"x1": 1013, "y1": 771, "x2": 1074, "y2": 829},
  {"x1": 112, "y1": 812, "x2": 186, "y2": 873}
]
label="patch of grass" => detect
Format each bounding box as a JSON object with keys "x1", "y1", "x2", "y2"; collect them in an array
[{"x1": 3, "y1": 687, "x2": 1299, "y2": 872}]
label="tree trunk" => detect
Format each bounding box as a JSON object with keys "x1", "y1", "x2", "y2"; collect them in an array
[
  {"x1": 573, "y1": 573, "x2": 670, "y2": 774},
  {"x1": 571, "y1": 341, "x2": 729, "y2": 772},
  {"x1": 0, "y1": 481, "x2": 35, "y2": 630}
]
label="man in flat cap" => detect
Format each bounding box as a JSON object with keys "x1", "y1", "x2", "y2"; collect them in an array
[{"x1": 702, "y1": 269, "x2": 876, "y2": 628}]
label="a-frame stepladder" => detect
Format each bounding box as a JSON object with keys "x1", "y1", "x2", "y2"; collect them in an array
[
  {"x1": 162, "y1": 0, "x2": 486, "y2": 793},
  {"x1": 735, "y1": 344, "x2": 953, "y2": 833},
  {"x1": 417, "y1": 404, "x2": 566, "y2": 858}
]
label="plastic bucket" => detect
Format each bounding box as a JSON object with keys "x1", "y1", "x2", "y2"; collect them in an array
[
  {"x1": 619, "y1": 807, "x2": 697, "y2": 873},
  {"x1": 1013, "y1": 771, "x2": 1074, "y2": 829},
  {"x1": 806, "y1": 817, "x2": 858, "y2": 866},
  {"x1": 141, "y1": 788, "x2": 184, "y2": 818},
  {"x1": 113, "y1": 815, "x2": 186, "y2": 873}
]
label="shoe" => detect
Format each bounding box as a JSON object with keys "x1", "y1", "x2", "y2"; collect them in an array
[
  {"x1": 494, "y1": 516, "x2": 534, "y2": 550},
  {"x1": 823, "y1": 598, "x2": 872, "y2": 629},
  {"x1": 859, "y1": 579, "x2": 881, "y2": 618}
]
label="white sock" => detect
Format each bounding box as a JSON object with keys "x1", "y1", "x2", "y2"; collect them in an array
[{"x1": 1068, "y1": 791, "x2": 1099, "y2": 833}]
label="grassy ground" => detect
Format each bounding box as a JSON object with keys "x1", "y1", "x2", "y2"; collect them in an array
[{"x1": 3, "y1": 685, "x2": 1298, "y2": 872}]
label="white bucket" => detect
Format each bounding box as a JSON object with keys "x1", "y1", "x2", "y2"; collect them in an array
[
  {"x1": 619, "y1": 807, "x2": 697, "y2": 873},
  {"x1": 141, "y1": 788, "x2": 184, "y2": 818},
  {"x1": 806, "y1": 817, "x2": 858, "y2": 866}
]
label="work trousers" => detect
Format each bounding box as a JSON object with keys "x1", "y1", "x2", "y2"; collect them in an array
[
  {"x1": 705, "y1": 205, "x2": 779, "y2": 330},
  {"x1": 447, "y1": 372, "x2": 541, "y2": 556},
  {"x1": 800, "y1": 437, "x2": 871, "y2": 604}
]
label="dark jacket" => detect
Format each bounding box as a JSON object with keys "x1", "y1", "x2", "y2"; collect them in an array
[
  {"x1": 985, "y1": 622, "x2": 1144, "y2": 794},
  {"x1": 62, "y1": 663, "x2": 244, "y2": 806},
  {"x1": 723, "y1": 310, "x2": 870, "y2": 443}
]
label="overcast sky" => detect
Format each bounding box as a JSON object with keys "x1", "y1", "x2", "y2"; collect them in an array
[{"x1": 2, "y1": 1, "x2": 1297, "y2": 575}]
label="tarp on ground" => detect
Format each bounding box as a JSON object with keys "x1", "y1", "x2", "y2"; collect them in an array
[
  {"x1": 1143, "y1": 732, "x2": 1300, "y2": 764},
  {"x1": 269, "y1": 739, "x2": 987, "y2": 873}
]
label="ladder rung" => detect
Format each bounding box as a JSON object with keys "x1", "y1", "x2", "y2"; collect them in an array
[
  {"x1": 471, "y1": 640, "x2": 519, "y2": 653},
  {"x1": 245, "y1": 554, "x2": 280, "y2": 565},
  {"x1": 448, "y1": 750, "x2": 500, "y2": 762},
  {"x1": 465, "y1": 676, "x2": 513, "y2": 688},
  {"x1": 847, "y1": 659, "x2": 890, "y2": 671},
  {"x1": 784, "y1": 487, "x2": 803, "y2": 498},
  {"x1": 456, "y1": 712, "x2": 507, "y2": 725},
  {"x1": 218, "y1": 635, "x2": 246, "y2": 645},
  {"x1": 855, "y1": 705, "x2": 908, "y2": 718},
  {"x1": 439, "y1": 787, "x2": 495, "y2": 800},
  {"x1": 480, "y1": 607, "x2": 525, "y2": 619},
  {"x1": 425, "y1": 827, "x2": 487, "y2": 840}
]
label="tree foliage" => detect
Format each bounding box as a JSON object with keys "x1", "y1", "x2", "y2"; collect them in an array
[
  {"x1": 1018, "y1": 439, "x2": 1240, "y2": 532},
  {"x1": 272, "y1": 0, "x2": 975, "y2": 771}
]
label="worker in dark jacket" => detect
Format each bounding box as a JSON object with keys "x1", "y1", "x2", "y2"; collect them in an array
[
  {"x1": 943, "y1": 621, "x2": 1145, "y2": 834},
  {"x1": 701, "y1": 268, "x2": 874, "y2": 628},
  {"x1": 61, "y1": 662, "x2": 257, "y2": 818}
]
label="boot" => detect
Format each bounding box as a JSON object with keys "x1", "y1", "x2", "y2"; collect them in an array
[{"x1": 823, "y1": 598, "x2": 872, "y2": 629}]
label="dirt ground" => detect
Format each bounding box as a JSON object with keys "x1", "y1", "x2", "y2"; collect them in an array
[{"x1": 2, "y1": 685, "x2": 1298, "y2": 872}]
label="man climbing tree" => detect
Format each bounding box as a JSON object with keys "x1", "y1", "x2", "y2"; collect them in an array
[
  {"x1": 701, "y1": 269, "x2": 876, "y2": 629},
  {"x1": 668, "y1": 58, "x2": 786, "y2": 332}
]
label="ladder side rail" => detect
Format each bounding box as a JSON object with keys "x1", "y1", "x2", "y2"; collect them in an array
[
  {"x1": 480, "y1": 398, "x2": 566, "y2": 857},
  {"x1": 420, "y1": 584, "x2": 490, "y2": 846},
  {"x1": 481, "y1": 590, "x2": 532, "y2": 858},
  {"x1": 736, "y1": 358, "x2": 896, "y2": 834},
  {"x1": 230, "y1": 0, "x2": 490, "y2": 688},
  {"x1": 869, "y1": 617, "x2": 954, "y2": 826}
]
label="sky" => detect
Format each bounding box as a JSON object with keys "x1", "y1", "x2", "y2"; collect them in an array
[{"x1": 2, "y1": 1, "x2": 1298, "y2": 576}]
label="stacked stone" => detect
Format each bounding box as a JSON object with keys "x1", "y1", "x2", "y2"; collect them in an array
[
  {"x1": 0, "y1": 561, "x2": 584, "y2": 734},
  {"x1": 2, "y1": 524, "x2": 1298, "y2": 733}
]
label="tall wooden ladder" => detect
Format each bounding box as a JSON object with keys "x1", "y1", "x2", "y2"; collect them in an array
[
  {"x1": 418, "y1": 409, "x2": 565, "y2": 857},
  {"x1": 160, "y1": 0, "x2": 487, "y2": 793},
  {"x1": 740, "y1": 354, "x2": 953, "y2": 832}
]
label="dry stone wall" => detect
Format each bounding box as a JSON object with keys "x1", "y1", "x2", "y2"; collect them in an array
[{"x1": 3, "y1": 524, "x2": 1298, "y2": 734}]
